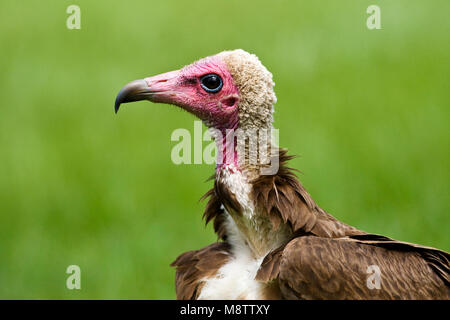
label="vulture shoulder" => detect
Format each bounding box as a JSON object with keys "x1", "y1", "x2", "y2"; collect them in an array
[
  {"x1": 250, "y1": 149, "x2": 365, "y2": 238},
  {"x1": 257, "y1": 234, "x2": 450, "y2": 299}
]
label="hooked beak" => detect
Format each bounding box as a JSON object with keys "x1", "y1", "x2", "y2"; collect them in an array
[
  {"x1": 114, "y1": 70, "x2": 180, "y2": 113},
  {"x1": 114, "y1": 80, "x2": 150, "y2": 113}
]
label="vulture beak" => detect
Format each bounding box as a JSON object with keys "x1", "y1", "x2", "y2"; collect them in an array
[{"x1": 114, "y1": 70, "x2": 180, "y2": 113}]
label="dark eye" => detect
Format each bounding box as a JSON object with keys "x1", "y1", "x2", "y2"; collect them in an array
[{"x1": 200, "y1": 74, "x2": 223, "y2": 93}]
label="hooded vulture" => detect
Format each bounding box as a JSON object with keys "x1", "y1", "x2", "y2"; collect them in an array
[{"x1": 114, "y1": 49, "x2": 449, "y2": 300}]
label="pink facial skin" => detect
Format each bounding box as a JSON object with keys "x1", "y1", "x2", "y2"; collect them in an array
[
  {"x1": 114, "y1": 56, "x2": 242, "y2": 170},
  {"x1": 141, "y1": 57, "x2": 242, "y2": 170},
  {"x1": 144, "y1": 57, "x2": 240, "y2": 132}
]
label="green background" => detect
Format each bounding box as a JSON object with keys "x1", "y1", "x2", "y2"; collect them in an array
[{"x1": 0, "y1": 0, "x2": 448, "y2": 299}]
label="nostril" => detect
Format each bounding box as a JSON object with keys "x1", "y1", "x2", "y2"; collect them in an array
[
  {"x1": 217, "y1": 95, "x2": 239, "y2": 112},
  {"x1": 221, "y1": 96, "x2": 237, "y2": 108}
]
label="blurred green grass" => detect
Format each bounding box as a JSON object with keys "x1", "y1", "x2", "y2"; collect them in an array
[{"x1": 0, "y1": 0, "x2": 448, "y2": 299}]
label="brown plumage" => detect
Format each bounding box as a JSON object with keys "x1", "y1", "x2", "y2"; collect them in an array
[
  {"x1": 172, "y1": 149, "x2": 449, "y2": 299},
  {"x1": 171, "y1": 242, "x2": 231, "y2": 300},
  {"x1": 277, "y1": 236, "x2": 449, "y2": 299}
]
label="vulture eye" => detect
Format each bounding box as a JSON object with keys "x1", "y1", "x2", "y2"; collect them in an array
[{"x1": 200, "y1": 74, "x2": 223, "y2": 93}]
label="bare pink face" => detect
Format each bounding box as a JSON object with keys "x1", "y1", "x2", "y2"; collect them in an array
[{"x1": 115, "y1": 56, "x2": 240, "y2": 130}]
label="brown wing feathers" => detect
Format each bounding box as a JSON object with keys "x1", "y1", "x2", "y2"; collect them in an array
[
  {"x1": 349, "y1": 234, "x2": 450, "y2": 286},
  {"x1": 277, "y1": 236, "x2": 450, "y2": 299}
]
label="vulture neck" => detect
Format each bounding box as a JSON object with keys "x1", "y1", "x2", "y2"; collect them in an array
[
  {"x1": 210, "y1": 122, "x2": 274, "y2": 175},
  {"x1": 211, "y1": 124, "x2": 292, "y2": 259}
]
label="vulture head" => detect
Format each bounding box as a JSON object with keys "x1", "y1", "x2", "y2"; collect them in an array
[
  {"x1": 115, "y1": 49, "x2": 277, "y2": 171},
  {"x1": 115, "y1": 49, "x2": 276, "y2": 131}
]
